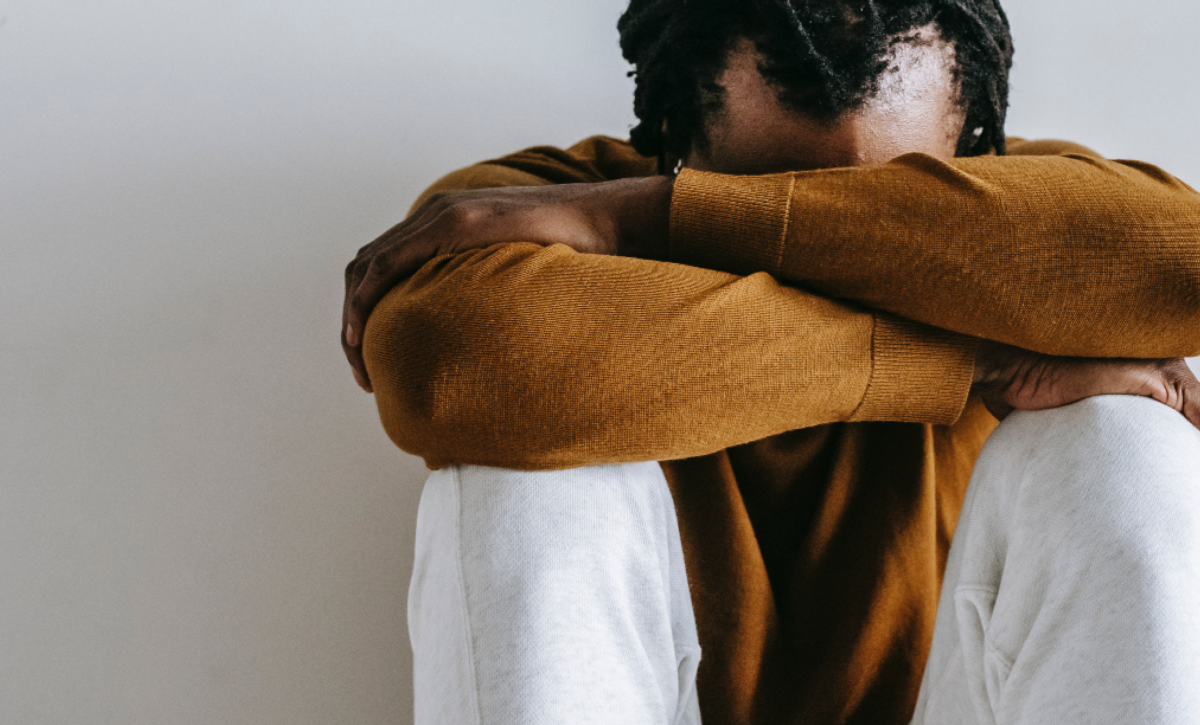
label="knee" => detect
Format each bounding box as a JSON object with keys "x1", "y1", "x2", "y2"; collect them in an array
[
  {"x1": 432, "y1": 463, "x2": 679, "y2": 572},
  {"x1": 989, "y1": 396, "x2": 1200, "y2": 558},
  {"x1": 449, "y1": 462, "x2": 673, "y2": 532},
  {"x1": 993, "y1": 395, "x2": 1199, "y2": 481}
]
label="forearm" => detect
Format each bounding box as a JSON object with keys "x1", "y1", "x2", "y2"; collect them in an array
[
  {"x1": 668, "y1": 149, "x2": 1200, "y2": 358},
  {"x1": 362, "y1": 243, "x2": 975, "y2": 470}
]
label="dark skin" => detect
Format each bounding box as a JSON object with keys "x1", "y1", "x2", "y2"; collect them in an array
[{"x1": 343, "y1": 32, "x2": 1200, "y2": 428}]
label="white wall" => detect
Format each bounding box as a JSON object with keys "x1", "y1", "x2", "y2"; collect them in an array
[{"x1": 1, "y1": 1, "x2": 1196, "y2": 723}]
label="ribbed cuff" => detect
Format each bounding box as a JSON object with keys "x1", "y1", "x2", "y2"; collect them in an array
[
  {"x1": 850, "y1": 315, "x2": 977, "y2": 425},
  {"x1": 669, "y1": 168, "x2": 795, "y2": 276}
]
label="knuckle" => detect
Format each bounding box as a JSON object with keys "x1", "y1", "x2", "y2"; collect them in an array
[
  {"x1": 443, "y1": 200, "x2": 485, "y2": 227},
  {"x1": 442, "y1": 204, "x2": 468, "y2": 226},
  {"x1": 363, "y1": 253, "x2": 394, "y2": 280},
  {"x1": 354, "y1": 265, "x2": 388, "y2": 298},
  {"x1": 416, "y1": 192, "x2": 455, "y2": 217}
]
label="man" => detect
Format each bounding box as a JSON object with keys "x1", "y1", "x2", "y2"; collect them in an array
[{"x1": 343, "y1": 1, "x2": 1200, "y2": 723}]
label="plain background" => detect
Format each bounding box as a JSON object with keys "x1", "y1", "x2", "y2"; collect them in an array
[{"x1": 2, "y1": 1, "x2": 1197, "y2": 723}]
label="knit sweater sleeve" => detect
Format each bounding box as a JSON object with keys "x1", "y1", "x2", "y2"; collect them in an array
[
  {"x1": 362, "y1": 242, "x2": 975, "y2": 470},
  {"x1": 669, "y1": 140, "x2": 1200, "y2": 359}
]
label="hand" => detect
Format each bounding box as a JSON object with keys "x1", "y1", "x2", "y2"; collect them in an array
[
  {"x1": 341, "y1": 176, "x2": 673, "y2": 391},
  {"x1": 973, "y1": 340, "x2": 1200, "y2": 429}
]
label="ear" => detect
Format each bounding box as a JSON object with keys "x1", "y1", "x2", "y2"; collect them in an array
[
  {"x1": 658, "y1": 152, "x2": 683, "y2": 176},
  {"x1": 657, "y1": 118, "x2": 689, "y2": 176}
]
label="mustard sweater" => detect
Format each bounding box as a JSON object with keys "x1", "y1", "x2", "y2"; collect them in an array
[{"x1": 363, "y1": 136, "x2": 1200, "y2": 725}]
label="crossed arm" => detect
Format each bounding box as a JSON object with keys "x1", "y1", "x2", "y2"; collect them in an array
[{"x1": 344, "y1": 137, "x2": 1200, "y2": 469}]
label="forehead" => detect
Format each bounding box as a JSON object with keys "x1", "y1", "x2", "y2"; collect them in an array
[{"x1": 690, "y1": 28, "x2": 964, "y2": 174}]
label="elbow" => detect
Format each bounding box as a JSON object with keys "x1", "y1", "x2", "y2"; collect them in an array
[
  {"x1": 358, "y1": 244, "x2": 596, "y2": 470},
  {"x1": 1168, "y1": 251, "x2": 1200, "y2": 355},
  {"x1": 1124, "y1": 244, "x2": 1200, "y2": 358},
  {"x1": 361, "y1": 286, "x2": 486, "y2": 462}
]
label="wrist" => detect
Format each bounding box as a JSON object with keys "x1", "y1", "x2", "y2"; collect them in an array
[
  {"x1": 973, "y1": 339, "x2": 1008, "y2": 386},
  {"x1": 972, "y1": 343, "x2": 989, "y2": 385},
  {"x1": 611, "y1": 175, "x2": 674, "y2": 260}
]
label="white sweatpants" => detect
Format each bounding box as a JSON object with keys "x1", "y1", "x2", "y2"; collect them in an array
[
  {"x1": 408, "y1": 462, "x2": 702, "y2": 725},
  {"x1": 408, "y1": 397, "x2": 1200, "y2": 725},
  {"x1": 911, "y1": 395, "x2": 1200, "y2": 724}
]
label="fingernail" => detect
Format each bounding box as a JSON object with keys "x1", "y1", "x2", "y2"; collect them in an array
[{"x1": 345, "y1": 322, "x2": 358, "y2": 347}]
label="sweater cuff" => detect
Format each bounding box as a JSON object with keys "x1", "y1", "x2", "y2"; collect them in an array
[
  {"x1": 850, "y1": 315, "x2": 977, "y2": 425},
  {"x1": 669, "y1": 168, "x2": 794, "y2": 275}
]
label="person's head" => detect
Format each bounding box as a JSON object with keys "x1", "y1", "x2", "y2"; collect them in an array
[{"x1": 617, "y1": 0, "x2": 1013, "y2": 174}]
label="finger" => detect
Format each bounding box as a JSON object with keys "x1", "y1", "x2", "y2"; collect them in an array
[
  {"x1": 1181, "y1": 375, "x2": 1200, "y2": 430},
  {"x1": 346, "y1": 253, "x2": 415, "y2": 345},
  {"x1": 342, "y1": 198, "x2": 450, "y2": 332},
  {"x1": 1144, "y1": 359, "x2": 1199, "y2": 430},
  {"x1": 343, "y1": 253, "x2": 376, "y2": 347},
  {"x1": 342, "y1": 339, "x2": 373, "y2": 393},
  {"x1": 363, "y1": 194, "x2": 450, "y2": 253},
  {"x1": 982, "y1": 396, "x2": 1015, "y2": 421},
  {"x1": 346, "y1": 222, "x2": 454, "y2": 344},
  {"x1": 341, "y1": 263, "x2": 372, "y2": 390},
  {"x1": 343, "y1": 228, "x2": 425, "y2": 347},
  {"x1": 343, "y1": 254, "x2": 375, "y2": 347}
]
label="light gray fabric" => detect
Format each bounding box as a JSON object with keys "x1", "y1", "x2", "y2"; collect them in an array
[
  {"x1": 912, "y1": 396, "x2": 1200, "y2": 724},
  {"x1": 408, "y1": 461, "x2": 701, "y2": 725},
  {"x1": 408, "y1": 396, "x2": 1200, "y2": 725}
]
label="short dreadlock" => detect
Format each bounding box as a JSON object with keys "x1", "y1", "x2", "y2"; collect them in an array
[{"x1": 617, "y1": 0, "x2": 1013, "y2": 164}]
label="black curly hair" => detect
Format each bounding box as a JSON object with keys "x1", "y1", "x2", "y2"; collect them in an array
[{"x1": 617, "y1": 0, "x2": 1013, "y2": 167}]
